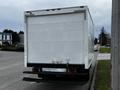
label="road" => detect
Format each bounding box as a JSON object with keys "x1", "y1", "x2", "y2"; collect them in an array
[{"x1": 0, "y1": 51, "x2": 94, "y2": 90}]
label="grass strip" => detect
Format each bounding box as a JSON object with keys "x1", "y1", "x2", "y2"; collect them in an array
[
  {"x1": 94, "y1": 60, "x2": 111, "y2": 90},
  {"x1": 99, "y1": 47, "x2": 110, "y2": 53}
]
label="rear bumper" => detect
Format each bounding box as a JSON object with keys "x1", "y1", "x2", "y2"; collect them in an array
[
  {"x1": 26, "y1": 63, "x2": 89, "y2": 75},
  {"x1": 23, "y1": 63, "x2": 93, "y2": 82},
  {"x1": 27, "y1": 63, "x2": 85, "y2": 68},
  {"x1": 24, "y1": 63, "x2": 90, "y2": 80}
]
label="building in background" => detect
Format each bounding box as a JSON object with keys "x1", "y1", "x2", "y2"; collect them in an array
[
  {"x1": 0, "y1": 32, "x2": 12, "y2": 46},
  {"x1": 16, "y1": 33, "x2": 24, "y2": 48},
  {"x1": 19, "y1": 33, "x2": 24, "y2": 44}
]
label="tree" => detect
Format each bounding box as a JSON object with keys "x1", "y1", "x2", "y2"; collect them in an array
[
  {"x1": 12, "y1": 32, "x2": 20, "y2": 44},
  {"x1": 3, "y1": 29, "x2": 9, "y2": 33},
  {"x1": 3, "y1": 29, "x2": 13, "y2": 33},
  {"x1": 98, "y1": 27, "x2": 108, "y2": 46},
  {"x1": 19, "y1": 31, "x2": 24, "y2": 34},
  {"x1": 94, "y1": 38, "x2": 98, "y2": 45}
]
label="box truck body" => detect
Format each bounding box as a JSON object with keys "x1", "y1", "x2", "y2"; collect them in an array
[{"x1": 24, "y1": 6, "x2": 94, "y2": 78}]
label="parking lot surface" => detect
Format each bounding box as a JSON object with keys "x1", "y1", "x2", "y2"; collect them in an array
[{"x1": 0, "y1": 51, "x2": 92, "y2": 90}]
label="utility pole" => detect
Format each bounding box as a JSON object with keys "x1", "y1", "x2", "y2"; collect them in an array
[{"x1": 111, "y1": 0, "x2": 120, "y2": 89}]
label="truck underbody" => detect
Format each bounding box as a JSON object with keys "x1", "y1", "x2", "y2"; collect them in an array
[{"x1": 23, "y1": 63, "x2": 91, "y2": 81}]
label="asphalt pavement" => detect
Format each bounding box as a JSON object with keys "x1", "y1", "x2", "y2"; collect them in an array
[{"x1": 0, "y1": 51, "x2": 93, "y2": 90}]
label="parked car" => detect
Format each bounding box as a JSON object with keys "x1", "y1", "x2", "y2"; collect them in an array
[{"x1": 94, "y1": 45, "x2": 99, "y2": 51}]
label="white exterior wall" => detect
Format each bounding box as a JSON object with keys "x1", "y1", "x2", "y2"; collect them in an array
[
  {"x1": 19, "y1": 34, "x2": 24, "y2": 44},
  {"x1": 0, "y1": 33, "x2": 12, "y2": 45},
  {"x1": 0, "y1": 34, "x2": 2, "y2": 45}
]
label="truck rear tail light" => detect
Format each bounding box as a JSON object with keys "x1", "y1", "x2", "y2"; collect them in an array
[
  {"x1": 67, "y1": 67, "x2": 77, "y2": 74},
  {"x1": 32, "y1": 67, "x2": 39, "y2": 73}
]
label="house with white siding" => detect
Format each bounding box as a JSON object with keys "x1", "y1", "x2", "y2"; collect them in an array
[{"x1": 0, "y1": 32, "x2": 12, "y2": 46}]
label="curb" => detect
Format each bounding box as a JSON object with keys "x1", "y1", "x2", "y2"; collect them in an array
[{"x1": 89, "y1": 60, "x2": 98, "y2": 90}]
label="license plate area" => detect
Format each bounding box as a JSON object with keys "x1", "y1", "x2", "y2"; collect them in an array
[{"x1": 42, "y1": 68, "x2": 66, "y2": 72}]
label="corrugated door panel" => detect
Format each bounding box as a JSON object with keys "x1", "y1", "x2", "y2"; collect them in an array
[{"x1": 27, "y1": 13, "x2": 85, "y2": 64}]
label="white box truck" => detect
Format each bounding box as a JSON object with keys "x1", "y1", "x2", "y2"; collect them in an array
[{"x1": 24, "y1": 6, "x2": 95, "y2": 80}]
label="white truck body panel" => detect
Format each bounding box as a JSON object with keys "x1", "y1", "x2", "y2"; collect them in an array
[{"x1": 24, "y1": 6, "x2": 94, "y2": 69}]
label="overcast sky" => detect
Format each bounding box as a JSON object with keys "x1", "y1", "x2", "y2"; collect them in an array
[{"x1": 0, "y1": 0, "x2": 112, "y2": 37}]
